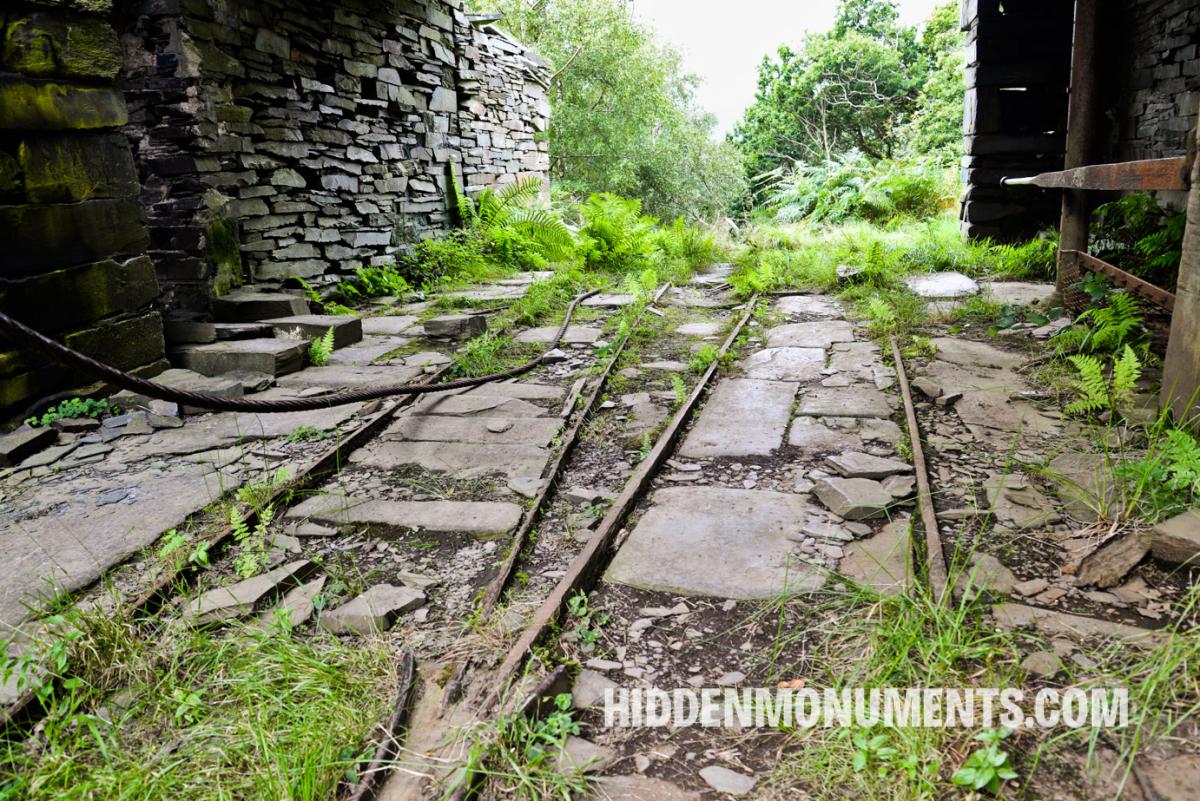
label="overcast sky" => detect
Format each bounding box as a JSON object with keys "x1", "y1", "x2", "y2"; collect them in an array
[{"x1": 632, "y1": 0, "x2": 948, "y2": 135}]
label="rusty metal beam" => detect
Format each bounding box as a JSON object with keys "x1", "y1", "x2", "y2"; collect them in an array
[
  {"x1": 890, "y1": 337, "x2": 948, "y2": 600},
  {"x1": 1004, "y1": 157, "x2": 1189, "y2": 192},
  {"x1": 1063, "y1": 250, "x2": 1176, "y2": 311}
]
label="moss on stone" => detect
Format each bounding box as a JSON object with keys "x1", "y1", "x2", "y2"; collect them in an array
[
  {"x1": 63, "y1": 311, "x2": 165, "y2": 371},
  {"x1": 19, "y1": 132, "x2": 138, "y2": 203},
  {"x1": 0, "y1": 255, "x2": 159, "y2": 332},
  {"x1": 0, "y1": 151, "x2": 23, "y2": 201},
  {"x1": 207, "y1": 216, "x2": 243, "y2": 296},
  {"x1": 1, "y1": 199, "x2": 148, "y2": 277},
  {"x1": 2, "y1": 13, "x2": 121, "y2": 79},
  {"x1": 0, "y1": 78, "x2": 128, "y2": 130}
]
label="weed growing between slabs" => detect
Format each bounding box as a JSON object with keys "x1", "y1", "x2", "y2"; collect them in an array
[{"x1": 0, "y1": 598, "x2": 394, "y2": 801}]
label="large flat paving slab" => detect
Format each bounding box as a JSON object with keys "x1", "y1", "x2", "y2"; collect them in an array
[
  {"x1": 776, "y1": 295, "x2": 843, "y2": 318},
  {"x1": 350, "y1": 440, "x2": 549, "y2": 480},
  {"x1": 287, "y1": 495, "x2": 522, "y2": 537},
  {"x1": 276, "y1": 364, "x2": 425, "y2": 389},
  {"x1": 741, "y1": 347, "x2": 825, "y2": 382},
  {"x1": 678, "y1": 378, "x2": 798, "y2": 458},
  {"x1": 327, "y1": 335, "x2": 410, "y2": 365},
  {"x1": 411, "y1": 393, "x2": 549, "y2": 417},
  {"x1": 385, "y1": 415, "x2": 562, "y2": 446},
  {"x1": 1, "y1": 463, "x2": 244, "y2": 630},
  {"x1": 765, "y1": 320, "x2": 854, "y2": 348},
  {"x1": 795, "y1": 385, "x2": 895, "y2": 418},
  {"x1": 605, "y1": 487, "x2": 825, "y2": 598},
  {"x1": 514, "y1": 326, "x2": 603, "y2": 344},
  {"x1": 361, "y1": 315, "x2": 419, "y2": 336},
  {"x1": 839, "y1": 516, "x2": 912, "y2": 596}
]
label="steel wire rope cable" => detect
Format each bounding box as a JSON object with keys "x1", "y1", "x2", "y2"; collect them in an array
[{"x1": 0, "y1": 289, "x2": 599, "y2": 413}]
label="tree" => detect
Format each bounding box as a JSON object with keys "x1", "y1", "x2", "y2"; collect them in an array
[
  {"x1": 731, "y1": 0, "x2": 964, "y2": 190},
  {"x1": 472, "y1": 0, "x2": 746, "y2": 220}
]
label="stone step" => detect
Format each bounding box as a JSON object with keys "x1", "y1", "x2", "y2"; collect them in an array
[
  {"x1": 110, "y1": 368, "x2": 244, "y2": 414},
  {"x1": 212, "y1": 290, "x2": 309, "y2": 323},
  {"x1": 263, "y1": 314, "x2": 363, "y2": 349},
  {"x1": 174, "y1": 338, "x2": 306, "y2": 377},
  {"x1": 214, "y1": 322, "x2": 274, "y2": 341}
]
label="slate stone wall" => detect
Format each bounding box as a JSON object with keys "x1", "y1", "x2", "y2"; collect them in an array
[
  {"x1": 0, "y1": 0, "x2": 166, "y2": 413},
  {"x1": 1103, "y1": 0, "x2": 1200, "y2": 209},
  {"x1": 961, "y1": 0, "x2": 1200, "y2": 240},
  {"x1": 118, "y1": 0, "x2": 550, "y2": 318}
]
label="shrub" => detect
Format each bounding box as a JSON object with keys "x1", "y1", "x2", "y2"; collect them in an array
[
  {"x1": 766, "y1": 152, "x2": 954, "y2": 225},
  {"x1": 576, "y1": 193, "x2": 663, "y2": 274},
  {"x1": 1091, "y1": 192, "x2": 1185, "y2": 289}
]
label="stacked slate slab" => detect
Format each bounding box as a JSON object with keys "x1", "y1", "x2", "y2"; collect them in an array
[{"x1": 0, "y1": 0, "x2": 167, "y2": 413}]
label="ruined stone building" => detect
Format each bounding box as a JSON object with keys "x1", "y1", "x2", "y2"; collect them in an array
[
  {"x1": 960, "y1": 0, "x2": 1200, "y2": 241},
  {"x1": 0, "y1": 0, "x2": 550, "y2": 413}
]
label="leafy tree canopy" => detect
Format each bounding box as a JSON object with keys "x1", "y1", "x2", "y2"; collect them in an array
[
  {"x1": 472, "y1": 0, "x2": 747, "y2": 220},
  {"x1": 733, "y1": 0, "x2": 964, "y2": 191}
]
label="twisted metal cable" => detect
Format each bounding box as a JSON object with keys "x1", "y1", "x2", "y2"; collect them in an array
[{"x1": 0, "y1": 290, "x2": 598, "y2": 413}]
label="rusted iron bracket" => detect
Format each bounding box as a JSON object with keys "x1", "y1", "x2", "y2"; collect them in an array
[
  {"x1": 1003, "y1": 156, "x2": 1189, "y2": 191},
  {"x1": 1063, "y1": 249, "x2": 1176, "y2": 311}
]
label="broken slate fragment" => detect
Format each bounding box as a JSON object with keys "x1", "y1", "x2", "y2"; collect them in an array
[
  {"x1": 184, "y1": 560, "x2": 313, "y2": 625},
  {"x1": 320, "y1": 584, "x2": 426, "y2": 635},
  {"x1": 813, "y1": 478, "x2": 893, "y2": 520},
  {"x1": 0, "y1": 427, "x2": 57, "y2": 467},
  {"x1": 424, "y1": 314, "x2": 486, "y2": 339},
  {"x1": 825, "y1": 451, "x2": 913, "y2": 480},
  {"x1": 698, "y1": 765, "x2": 757, "y2": 796},
  {"x1": 256, "y1": 576, "x2": 326, "y2": 630},
  {"x1": 1150, "y1": 509, "x2": 1200, "y2": 565},
  {"x1": 1076, "y1": 532, "x2": 1150, "y2": 588},
  {"x1": 572, "y1": 668, "x2": 619, "y2": 710}
]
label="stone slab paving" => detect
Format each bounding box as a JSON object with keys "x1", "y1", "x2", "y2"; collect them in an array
[
  {"x1": 411, "y1": 393, "x2": 549, "y2": 417},
  {"x1": 361, "y1": 315, "x2": 419, "y2": 336},
  {"x1": 184, "y1": 560, "x2": 314, "y2": 624},
  {"x1": 327, "y1": 335, "x2": 410, "y2": 365},
  {"x1": 583, "y1": 293, "x2": 637, "y2": 307},
  {"x1": 514, "y1": 325, "x2": 603, "y2": 344},
  {"x1": 741, "y1": 346, "x2": 825, "y2": 382},
  {"x1": 320, "y1": 584, "x2": 426, "y2": 635},
  {"x1": 666, "y1": 286, "x2": 736, "y2": 308},
  {"x1": 765, "y1": 320, "x2": 854, "y2": 348},
  {"x1": 795, "y1": 385, "x2": 895, "y2": 418},
  {"x1": 0, "y1": 463, "x2": 244, "y2": 631},
  {"x1": 981, "y1": 281, "x2": 1056, "y2": 307},
  {"x1": 287, "y1": 495, "x2": 522, "y2": 537},
  {"x1": 461, "y1": 381, "x2": 564, "y2": 400},
  {"x1": 905, "y1": 271, "x2": 979, "y2": 298},
  {"x1": 678, "y1": 378, "x2": 798, "y2": 458},
  {"x1": 674, "y1": 321, "x2": 723, "y2": 337},
  {"x1": 385, "y1": 415, "x2": 562, "y2": 446},
  {"x1": 605, "y1": 487, "x2": 825, "y2": 598},
  {"x1": 276, "y1": 364, "x2": 425, "y2": 389},
  {"x1": 839, "y1": 516, "x2": 912, "y2": 595},
  {"x1": 350, "y1": 440, "x2": 549, "y2": 481},
  {"x1": 776, "y1": 294, "x2": 843, "y2": 317}
]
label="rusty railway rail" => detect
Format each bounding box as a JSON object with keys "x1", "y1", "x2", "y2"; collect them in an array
[{"x1": 437, "y1": 294, "x2": 760, "y2": 801}]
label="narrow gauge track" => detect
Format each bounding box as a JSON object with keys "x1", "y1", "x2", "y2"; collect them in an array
[
  {"x1": 0, "y1": 285, "x2": 623, "y2": 732},
  {"x1": 427, "y1": 303, "x2": 954, "y2": 801}
]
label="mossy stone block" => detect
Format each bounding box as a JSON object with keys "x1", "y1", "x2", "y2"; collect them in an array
[
  {"x1": 23, "y1": 0, "x2": 114, "y2": 15},
  {"x1": 3, "y1": 12, "x2": 122, "y2": 79},
  {"x1": 0, "y1": 199, "x2": 149, "y2": 277},
  {"x1": 19, "y1": 131, "x2": 138, "y2": 202},
  {"x1": 0, "y1": 151, "x2": 21, "y2": 201},
  {"x1": 0, "y1": 77, "x2": 127, "y2": 129},
  {"x1": 0, "y1": 255, "x2": 159, "y2": 332},
  {"x1": 64, "y1": 311, "x2": 165, "y2": 371},
  {"x1": 0, "y1": 362, "x2": 71, "y2": 413}
]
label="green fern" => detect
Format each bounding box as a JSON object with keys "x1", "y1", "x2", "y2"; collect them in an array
[
  {"x1": 1111, "y1": 345, "x2": 1141, "y2": 409},
  {"x1": 1065, "y1": 354, "x2": 1108, "y2": 415},
  {"x1": 1054, "y1": 290, "x2": 1146, "y2": 355},
  {"x1": 1065, "y1": 345, "x2": 1142, "y2": 416},
  {"x1": 308, "y1": 327, "x2": 335, "y2": 366}
]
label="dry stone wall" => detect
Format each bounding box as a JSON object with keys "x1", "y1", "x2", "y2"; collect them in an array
[
  {"x1": 0, "y1": 0, "x2": 166, "y2": 413},
  {"x1": 119, "y1": 0, "x2": 550, "y2": 318}
]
